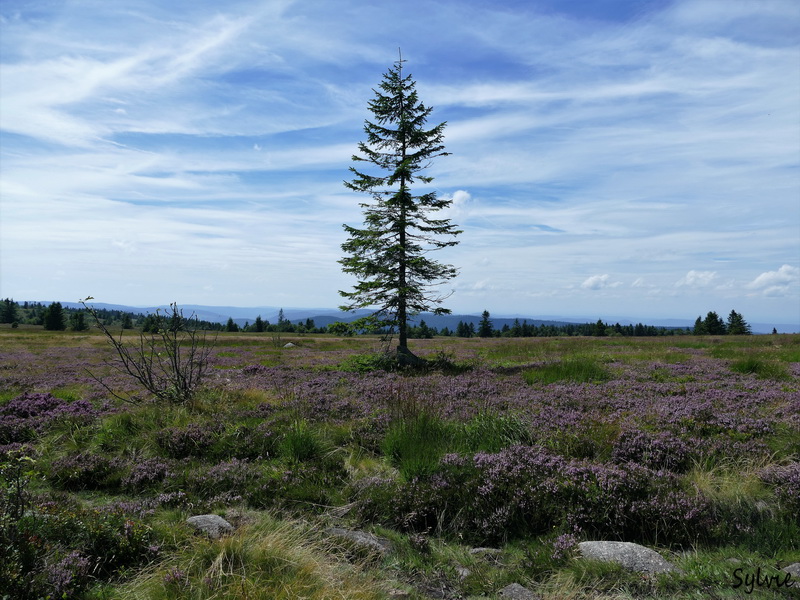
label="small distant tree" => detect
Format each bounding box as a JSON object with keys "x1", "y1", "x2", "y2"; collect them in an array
[
  {"x1": 703, "y1": 311, "x2": 727, "y2": 335},
  {"x1": 328, "y1": 321, "x2": 354, "y2": 336},
  {"x1": 726, "y1": 310, "x2": 751, "y2": 335},
  {"x1": 254, "y1": 315, "x2": 265, "y2": 333},
  {"x1": 121, "y1": 313, "x2": 134, "y2": 329},
  {"x1": 339, "y1": 51, "x2": 460, "y2": 364},
  {"x1": 417, "y1": 319, "x2": 434, "y2": 339},
  {"x1": 693, "y1": 316, "x2": 706, "y2": 335},
  {"x1": 0, "y1": 298, "x2": 18, "y2": 324},
  {"x1": 43, "y1": 302, "x2": 66, "y2": 331},
  {"x1": 225, "y1": 318, "x2": 239, "y2": 332},
  {"x1": 70, "y1": 310, "x2": 88, "y2": 331},
  {"x1": 593, "y1": 319, "x2": 607, "y2": 337},
  {"x1": 478, "y1": 310, "x2": 493, "y2": 338}
]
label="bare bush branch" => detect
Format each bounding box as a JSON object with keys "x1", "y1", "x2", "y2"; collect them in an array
[{"x1": 81, "y1": 298, "x2": 216, "y2": 406}]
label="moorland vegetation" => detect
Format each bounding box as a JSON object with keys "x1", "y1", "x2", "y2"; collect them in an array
[{"x1": 1, "y1": 325, "x2": 798, "y2": 599}]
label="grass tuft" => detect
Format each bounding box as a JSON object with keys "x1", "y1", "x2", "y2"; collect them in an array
[{"x1": 523, "y1": 356, "x2": 612, "y2": 384}]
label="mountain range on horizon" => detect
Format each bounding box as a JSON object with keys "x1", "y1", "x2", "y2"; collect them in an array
[{"x1": 44, "y1": 301, "x2": 799, "y2": 335}]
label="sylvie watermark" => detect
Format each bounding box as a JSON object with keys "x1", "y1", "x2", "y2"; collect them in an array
[{"x1": 732, "y1": 567, "x2": 794, "y2": 594}]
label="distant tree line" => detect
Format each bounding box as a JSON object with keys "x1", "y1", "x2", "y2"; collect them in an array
[
  {"x1": 0, "y1": 299, "x2": 759, "y2": 337},
  {"x1": 443, "y1": 311, "x2": 690, "y2": 338}
]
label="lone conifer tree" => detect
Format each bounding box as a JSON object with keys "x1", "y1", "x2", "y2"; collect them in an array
[{"x1": 340, "y1": 52, "x2": 460, "y2": 362}]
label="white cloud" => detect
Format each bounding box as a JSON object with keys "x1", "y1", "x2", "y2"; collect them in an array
[
  {"x1": 582, "y1": 274, "x2": 610, "y2": 290},
  {"x1": 746, "y1": 265, "x2": 800, "y2": 297},
  {"x1": 675, "y1": 270, "x2": 718, "y2": 288}
]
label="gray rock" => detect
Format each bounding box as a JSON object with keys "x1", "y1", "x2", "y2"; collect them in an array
[
  {"x1": 498, "y1": 582, "x2": 540, "y2": 599},
  {"x1": 326, "y1": 527, "x2": 392, "y2": 556},
  {"x1": 283, "y1": 342, "x2": 296, "y2": 348},
  {"x1": 186, "y1": 514, "x2": 234, "y2": 539},
  {"x1": 578, "y1": 541, "x2": 678, "y2": 574},
  {"x1": 470, "y1": 547, "x2": 503, "y2": 557},
  {"x1": 783, "y1": 562, "x2": 800, "y2": 577},
  {"x1": 455, "y1": 566, "x2": 471, "y2": 579}
]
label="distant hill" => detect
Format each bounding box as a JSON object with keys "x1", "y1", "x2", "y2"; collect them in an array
[{"x1": 42, "y1": 301, "x2": 798, "y2": 334}]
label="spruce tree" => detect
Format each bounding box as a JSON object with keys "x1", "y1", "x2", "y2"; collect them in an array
[
  {"x1": 340, "y1": 52, "x2": 461, "y2": 363},
  {"x1": 703, "y1": 311, "x2": 727, "y2": 335},
  {"x1": 478, "y1": 310, "x2": 493, "y2": 338},
  {"x1": 43, "y1": 302, "x2": 66, "y2": 330},
  {"x1": 726, "y1": 310, "x2": 751, "y2": 335},
  {"x1": 1, "y1": 298, "x2": 17, "y2": 324},
  {"x1": 70, "y1": 310, "x2": 88, "y2": 331}
]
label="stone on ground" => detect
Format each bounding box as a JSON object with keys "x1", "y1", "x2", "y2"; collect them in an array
[
  {"x1": 578, "y1": 541, "x2": 679, "y2": 574},
  {"x1": 186, "y1": 514, "x2": 234, "y2": 539},
  {"x1": 326, "y1": 527, "x2": 393, "y2": 557},
  {"x1": 498, "y1": 582, "x2": 541, "y2": 599}
]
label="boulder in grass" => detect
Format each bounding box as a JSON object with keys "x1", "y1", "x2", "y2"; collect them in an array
[
  {"x1": 783, "y1": 563, "x2": 800, "y2": 577},
  {"x1": 499, "y1": 582, "x2": 541, "y2": 599},
  {"x1": 186, "y1": 514, "x2": 234, "y2": 539},
  {"x1": 578, "y1": 541, "x2": 679, "y2": 574},
  {"x1": 326, "y1": 527, "x2": 392, "y2": 557}
]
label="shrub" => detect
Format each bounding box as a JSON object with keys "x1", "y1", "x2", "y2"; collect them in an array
[
  {"x1": 0, "y1": 392, "x2": 98, "y2": 444},
  {"x1": 49, "y1": 451, "x2": 123, "y2": 491},
  {"x1": 156, "y1": 422, "x2": 222, "y2": 459},
  {"x1": 611, "y1": 429, "x2": 691, "y2": 472},
  {"x1": 760, "y1": 462, "x2": 800, "y2": 516},
  {"x1": 122, "y1": 457, "x2": 177, "y2": 492},
  {"x1": 357, "y1": 445, "x2": 713, "y2": 546},
  {"x1": 82, "y1": 299, "x2": 216, "y2": 405}
]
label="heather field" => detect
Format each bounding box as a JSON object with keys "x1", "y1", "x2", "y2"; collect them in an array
[{"x1": 1, "y1": 327, "x2": 799, "y2": 599}]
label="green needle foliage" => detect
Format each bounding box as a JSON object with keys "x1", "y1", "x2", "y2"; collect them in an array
[{"x1": 340, "y1": 51, "x2": 461, "y2": 364}]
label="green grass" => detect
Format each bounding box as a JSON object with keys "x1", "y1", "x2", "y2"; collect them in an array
[
  {"x1": 729, "y1": 356, "x2": 790, "y2": 379},
  {"x1": 106, "y1": 513, "x2": 386, "y2": 600},
  {"x1": 522, "y1": 355, "x2": 613, "y2": 384}
]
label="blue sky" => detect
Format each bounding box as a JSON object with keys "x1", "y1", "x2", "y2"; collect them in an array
[{"x1": 1, "y1": 0, "x2": 798, "y2": 325}]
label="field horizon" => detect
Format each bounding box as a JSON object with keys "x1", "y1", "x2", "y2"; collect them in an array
[{"x1": 12, "y1": 299, "x2": 800, "y2": 334}]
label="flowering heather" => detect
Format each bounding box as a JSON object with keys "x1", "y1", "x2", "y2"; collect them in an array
[
  {"x1": 611, "y1": 429, "x2": 691, "y2": 472},
  {"x1": 2, "y1": 330, "x2": 798, "y2": 591},
  {"x1": 49, "y1": 451, "x2": 123, "y2": 490},
  {"x1": 122, "y1": 457, "x2": 177, "y2": 492},
  {"x1": 155, "y1": 422, "x2": 222, "y2": 458},
  {"x1": 46, "y1": 550, "x2": 92, "y2": 599},
  {"x1": 760, "y1": 462, "x2": 800, "y2": 515},
  {"x1": 357, "y1": 444, "x2": 713, "y2": 546},
  {"x1": 189, "y1": 457, "x2": 261, "y2": 497},
  {"x1": 0, "y1": 392, "x2": 99, "y2": 443}
]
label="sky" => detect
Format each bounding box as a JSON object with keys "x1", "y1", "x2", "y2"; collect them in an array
[{"x1": 1, "y1": 0, "x2": 799, "y2": 326}]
